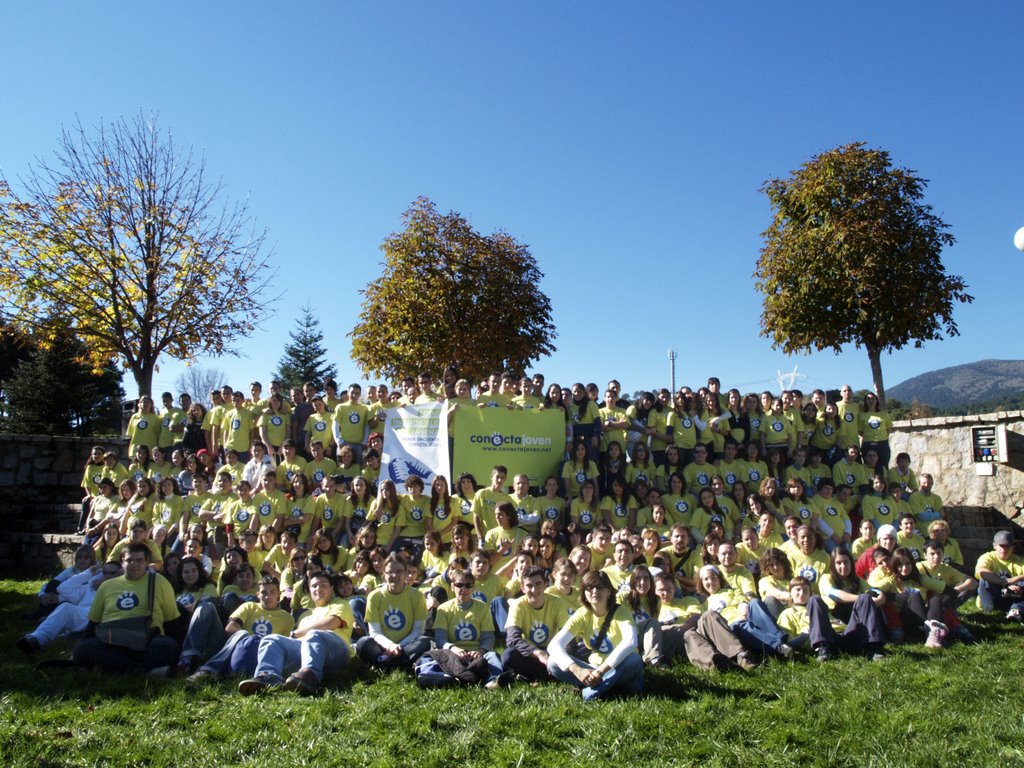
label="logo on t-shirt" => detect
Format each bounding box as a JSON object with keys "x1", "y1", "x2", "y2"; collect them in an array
[
  {"x1": 237, "y1": 509, "x2": 251, "y2": 522},
  {"x1": 271, "y1": 415, "x2": 283, "y2": 427},
  {"x1": 575, "y1": 471, "x2": 586, "y2": 484},
  {"x1": 588, "y1": 632, "x2": 613, "y2": 654},
  {"x1": 844, "y1": 413, "x2": 855, "y2": 423},
  {"x1": 384, "y1": 606, "x2": 406, "y2": 631},
  {"x1": 116, "y1": 591, "x2": 140, "y2": 611},
  {"x1": 878, "y1": 504, "x2": 891, "y2": 517},
  {"x1": 580, "y1": 510, "x2": 593, "y2": 525},
  {"x1": 138, "y1": 420, "x2": 149, "y2": 430},
  {"x1": 322, "y1": 506, "x2": 334, "y2": 521},
  {"x1": 315, "y1": 421, "x2": 326, "y2": 432},
  {"x1": 798, "y1": 565, "x2": 820, "y2": 583},
  {"x1": 868, "y1": 417, "x2": 881, "y2": 429},
  {"x1": 349, "y1": 413, "x2": 360, "y2": 424},
  {"x1": 252, "y1": 619, "x2": 273, "y2": 637},
  {"x1": 454, "y1": 620, "x2": 478, "y2": 642},
  {"x1": 529, "y1": 621, "x2": 549, "y2": 646}
]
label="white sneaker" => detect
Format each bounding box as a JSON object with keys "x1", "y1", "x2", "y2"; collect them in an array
[
  {"x1": 1006, "y1": 608, "x2": 1021, "y2": 621},
  {"x1": 924, "y1": 620, "x2": 948, "y2": 649}
]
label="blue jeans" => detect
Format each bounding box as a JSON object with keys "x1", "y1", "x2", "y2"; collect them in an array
[
  {"x1": 179, "y1": 600, "x2": 225, "y2": 664},
  {"x1": 730, "y1": 598, "x2": 787, "y2": 655},
  {"x1": 547, "y1": 652, "x2": 644, "y2": 701},
  {"x1": 254, "y1": 630, "x2": 349, "y2": 684},
  {"x1": 977, "y1": 579, "x2": 1024, "y2": 613},
  {"x1": 198, "y1": 630, "x2": 261, "y2": 676}
]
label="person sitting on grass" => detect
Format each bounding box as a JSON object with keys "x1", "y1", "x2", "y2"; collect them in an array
[
  {"x1": 547, "y1": 570, "x2": 644, "y2": 700},
  {"x1": 238, "y1": 570, "x2": 354, "y2": 696},
  {"x1": 974, "y1": 530, "x2": 1024, "y2": 621},
  {"x1": 72, "y1": 542, "x2": 181, "y2": 673},
  {"x1": 776, "y1": 575, "x2": 887, "y2": 662},
  {"x1": 501, "y1": 565, "x2": 566, "y2": 684},
  {"x1": 917, "y1": 539, "x2": 977, "y2": 644},
  {"x1": 356, "y1": 555, "x2": 430, "y2": 670},
  {"x1": 18, "y1": 561, "x2": 122, "y2": 655},
  {"x1": 188, "y1": 575, "x2": 294, "y2": 683},
  {"x1": 432, "y1": 570, "x2": 511, "y2": 690}
]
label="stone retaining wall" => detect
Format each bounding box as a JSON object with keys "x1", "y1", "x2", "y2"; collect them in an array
[
  {"x1": 0, "y1": 434, "x2": 128, "y2": 504},
  {"x1": 890, "y1": 411, "x2": 1024, "y2": 516}
]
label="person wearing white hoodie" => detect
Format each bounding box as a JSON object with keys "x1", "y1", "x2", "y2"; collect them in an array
[{"x1": 17, "y1": 562, "x2": 123, "y2": 654}]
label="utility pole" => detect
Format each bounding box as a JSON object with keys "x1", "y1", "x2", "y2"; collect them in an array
[{"x1": 668, "y1": 349, "x2": 677, "y2": 393}]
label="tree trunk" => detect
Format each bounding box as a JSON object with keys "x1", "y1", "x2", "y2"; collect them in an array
[
  {"x1": 132, "y1": 359, "x2": 155, "y2": 399},
  {"x1": 866, "y1": 345, "x2": 886, "y2": 409}
]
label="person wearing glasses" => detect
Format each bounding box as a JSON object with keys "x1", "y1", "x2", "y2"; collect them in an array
[
  {"x1": 72, "y1": 543, "x2": 181, "y2": 673},
  {"x1": 433, "y1": 570, "x2": 511, "y2": 689},
  {"x1": 547, "y1": 570, "x2": 644, "y2": 701},
  {"x1": 356, "y1": 555, "x2": 429, "y2": 670}
]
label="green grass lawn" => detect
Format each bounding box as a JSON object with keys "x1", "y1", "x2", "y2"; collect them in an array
[{"x1": 2, "y1": 576, "x2": 1023, "y2": 768}]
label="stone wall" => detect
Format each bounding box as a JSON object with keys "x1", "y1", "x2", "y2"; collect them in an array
[
  {"x1": 890, "y1": 411, "x2": 1024, "y2": 516},
  {"x1": 0, "y1": 434, "x2": 129, "y2": 504}
]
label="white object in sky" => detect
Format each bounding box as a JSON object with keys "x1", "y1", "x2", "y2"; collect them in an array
[{"x1": 1014, "y1": 226, "x2": 1024, "y2": 252}]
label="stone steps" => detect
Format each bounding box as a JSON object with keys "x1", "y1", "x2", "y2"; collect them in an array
[
  {"x1": 0, "y1": 530, "x2": 84, "y2": 573},
  {"x1": 0, "y1": 503, "x2": 82, "y2": 534}
]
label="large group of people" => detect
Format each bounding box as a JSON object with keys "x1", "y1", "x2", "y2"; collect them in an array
[{"x1": 18, "y1": 371, "x2": 1024, "y2": 700}]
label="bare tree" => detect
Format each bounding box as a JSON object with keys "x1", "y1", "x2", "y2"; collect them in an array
[
  {"x1": 0, "y1": 112, "x2": 277, "y2": 397},
  {"x1": 174, "y1": 367, "x2": 227, "y2": 407}
]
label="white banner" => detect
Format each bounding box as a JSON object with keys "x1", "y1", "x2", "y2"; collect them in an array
[{"x1": 380, "y1": 402, "x2": 450, "y2": 488}]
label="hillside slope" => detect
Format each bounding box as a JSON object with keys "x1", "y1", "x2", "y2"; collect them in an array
[{"x1": 888, "y1": 359, "x2": 1024, "y2": 409}]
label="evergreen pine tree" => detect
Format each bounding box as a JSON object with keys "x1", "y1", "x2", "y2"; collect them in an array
[{"x1": 274, "y1": 304, "x2": 337, "y2": 391}]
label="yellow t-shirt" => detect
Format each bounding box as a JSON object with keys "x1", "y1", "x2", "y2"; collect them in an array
[
  {"x1": 88, "y1": 572, "x2": 179, "y2": 633},
  {"x1": 506, "y1": 595, "x2": 569, "y2": 649},
  {"x1": 364, "y1": 585, "x2": 427, "y2": 643},
  {"x1": 435, "y1": 598, "x2": 494, "y2": 651},
  {"x1": 561, "y1": 604, "x2": 638, "y2": 665}
]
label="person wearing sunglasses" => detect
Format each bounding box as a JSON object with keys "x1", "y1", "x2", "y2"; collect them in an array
[{"x1": 547, "y1": 570, "x2": 644, "y2": 701}]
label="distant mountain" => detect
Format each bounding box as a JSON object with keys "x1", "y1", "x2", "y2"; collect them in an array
[{"x1": 888, "y1": 359, "x2": 1024, "y2": 409}]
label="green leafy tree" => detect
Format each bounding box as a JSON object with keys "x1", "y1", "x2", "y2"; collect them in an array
[
  {"x1": 2, "y1": 332, "x2": 124, "y2": 435},
  {"x1": 755, "y1": 142, "x2": 972, "y2": 406},
  {"x1": 350, "y1": 197, "x2": 557, "y2": 384},
  {"x1": 0, "y1": 113, "x2": 275, "y2": 398},
  {"x1": 275, "y1": 303, "x2": 337, "y2": 390}
]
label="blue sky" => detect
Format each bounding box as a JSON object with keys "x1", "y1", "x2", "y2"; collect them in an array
[{"x1": 3, "y1": 2, "x2": 1022, "y2": 399}]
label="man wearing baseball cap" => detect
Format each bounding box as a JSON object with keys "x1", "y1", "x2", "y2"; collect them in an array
[{"x1": 975, "y1": 530, "x2": 1024, "y2": 620}]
